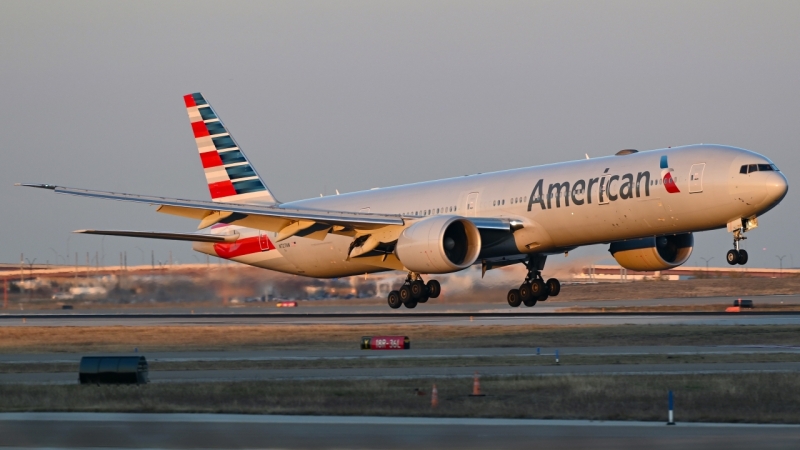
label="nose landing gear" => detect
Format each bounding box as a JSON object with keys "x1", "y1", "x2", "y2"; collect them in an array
[
  {"x1": 726, "y1": 228, "x2": 749, "y2": 265},
  {"x1": 507, "y1": 256, "x2": 560, "y2": 308},
  {"x1": 387, "y1": 273, "x2": 441, "y2": 309}
]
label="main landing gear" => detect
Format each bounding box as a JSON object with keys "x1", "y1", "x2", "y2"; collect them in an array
[
  {"x1": 726, "y1": 227, "x2": 749, "y2": 266},
  {"x1": 507, "y1": 256, "x2": 560, "y2": 308},
  {"x1": 387, "y1": 273, "x2": 441, "y2": 309}
]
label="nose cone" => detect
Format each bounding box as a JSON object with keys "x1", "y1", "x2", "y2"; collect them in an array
[{"x1": 764, "y1": 171, "x2": 789, "y2": 206}]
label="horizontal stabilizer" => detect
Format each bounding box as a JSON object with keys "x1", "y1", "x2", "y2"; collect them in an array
[{"x1": 74, "y1": 229, "x2": 239, "y2": 243}]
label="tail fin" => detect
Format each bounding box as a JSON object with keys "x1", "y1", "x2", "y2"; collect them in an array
[{"x1": 183, "y1": 93, "x2": 279, "y2": 204}]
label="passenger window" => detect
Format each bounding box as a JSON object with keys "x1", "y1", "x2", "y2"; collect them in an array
[
  {"x1": 748, "y1": 164, "x2": 758, "y2": 173},
  {"x1": 739, "y1": 165, "x2": 748, "y2": 174}
]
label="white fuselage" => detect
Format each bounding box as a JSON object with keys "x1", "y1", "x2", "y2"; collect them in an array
[{"x1": 193, "y1": 144, "x2": 788, "y2": 278}]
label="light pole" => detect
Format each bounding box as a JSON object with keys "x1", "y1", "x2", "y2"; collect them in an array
[
  {"x1": 700, "y1": 257, "x2": 714, "y2": 276},
  {"x1": 135, "y1": 246, "x2": 145, "y2": 265},
  {"x1": 776, "y1": 255, "x2": 787, "y2": 278},
  {"x1": 24, "y1": 258, "x2": 36, "y2": 301},
  {"x1": 49, "y1": 248, "x2": 64, "y2": 266}
]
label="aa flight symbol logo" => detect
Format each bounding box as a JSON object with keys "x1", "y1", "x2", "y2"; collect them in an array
[{"x1": 660, "y1": 155, "x2": 680, "y2": 193}]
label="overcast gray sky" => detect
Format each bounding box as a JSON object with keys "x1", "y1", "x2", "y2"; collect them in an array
[{"x1": 1, "y1": 0, "x2": 798, "y2": 269}]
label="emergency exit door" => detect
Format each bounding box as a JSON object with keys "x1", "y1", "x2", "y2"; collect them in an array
[
  {"x1": 689, "y1": 163, "x2": 705, "y2": 193},
  {"x1": 259, "y1": 230, "x2": 271, "y2": 251},
  {"x1": 465, "y1": 192, "x2": 479, "y2": 217}
]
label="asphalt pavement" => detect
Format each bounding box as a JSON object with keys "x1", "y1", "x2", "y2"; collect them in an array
[{"x1": 1, "y1": 413, "x2": 798, "y2": 449}]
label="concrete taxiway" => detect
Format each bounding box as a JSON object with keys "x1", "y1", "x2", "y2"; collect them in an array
[
  {"x1": 1, "y1": 345, "x2": 799, "y2": 364},
  {"x1": 1, "y1": 413, "x2": 798, "y2": 449},
  {"x1": 4, "y1": 345, "x2": 799, "y2": 384}
]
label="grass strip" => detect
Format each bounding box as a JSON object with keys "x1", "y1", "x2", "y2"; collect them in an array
[
  {"x1": 1, "y1": 324, "x2": 800, "y2": 353},
  {"x1": 1, "y1": 373, "x2": 799, "y2": 423},
  {"x1": 3, "y1": 353, "x2": 800, "y2": 374}
]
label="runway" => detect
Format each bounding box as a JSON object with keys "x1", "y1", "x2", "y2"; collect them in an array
[
  {"x1": 1, "y1": 311, "x2": 798, "y2": 326},
  {"x1": 1, "y1": 413, "x2": 798, "y2": 449},
  {"x1": 2, "y1": 294, "x2": 798, "y2": 326}
]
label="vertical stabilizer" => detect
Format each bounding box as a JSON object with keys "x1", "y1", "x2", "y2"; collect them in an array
[{"x1": 184, "y1": 93, "x2": 278, "y2": 204}]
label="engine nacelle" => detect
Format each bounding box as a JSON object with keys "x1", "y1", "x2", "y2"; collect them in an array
[
  {"x1": 395, "y1": 215, "x2": 482, "y2": 274},
  {"x1": 609, "y1": 233, "x2": 694, "y2": 271}
]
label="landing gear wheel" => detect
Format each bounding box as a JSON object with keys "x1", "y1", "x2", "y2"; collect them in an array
[
  {"x1": 727, "y1": 249, "x2": 739, "y2": 265},
  {"x1": 530, "y1": 279, "x2": 546, "y2": 298},
  {"x1": 410, "y1": 280, "x2": 426, "y2": 299},
  {"x1": 426, "y1": 280, "x2": 441, "y2": 298},
  {"x1": 539, "y1": 291, "x2": 549, "y2": 302},
  {"x1": 518, "y1": 283, "x2": 533, "y2": 302},
  {"x1": 387, "y1": 291, "x2": 402, "y2": 309},
  {"x1": 546, "y1": 278, "x2": 561, "y2": 297},
  {"x1": 737, "y1": 249, "x2": 749, "y2": 265},
  {"x1": 522, "y1": 296, "x2": 537, "y2": 307},
  {"x1": 399, "y1": 286, "x2": 413, "y2": 304},
  {"x1": 403, "y1": 298, "x2": 418, "y2": 309},
  {"x1": 417, "y1": 294, "x2": 429, "y2": 303},
  {"x1": 507, "y1": 289, "x2": 522, "y2": 307}
]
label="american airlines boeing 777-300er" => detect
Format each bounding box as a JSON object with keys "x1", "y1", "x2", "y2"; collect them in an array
[{"x1": 20, "y1": 93, "x2": 789, "y2": 309}]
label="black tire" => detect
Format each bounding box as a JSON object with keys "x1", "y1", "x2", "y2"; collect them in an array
[
  {"x1": 530, "y1": 279, "x2": 546, "y2": 298},
  {"x1": 427, "y1": 280, "x2": 441, "y2": 298},
  {"x1": 403, "y1": 298, "x2": 418, "y2": 309},
  {"x1": 387, "y1": 291, "x2": 402, "y2": 309},
  {"x1": 399, "y1": 286, "x2": 413, "y2": 304},
  {"x1": 738, "y1": 249, "x2": 749, "y2": 265},
  {"x1": 519, "y1": 283, "x2": 533, "y2": 302},
  {"x1": 410, "y1": 280, "x2": 425, "y2": 299},
  {"x1": 507, "y1": 289, "x2": 522, "y2": 307},
  {"x1": 539, "y1": 291, "x2": 549, "y2": 302},
  {"x1": 417, "y1": 294, "x2": 429, "y2": 303},
  {"x1": 727, "y1": 249, "x2": 739, "y2": 265},
  {"x1": 522, "y1": 296, "x2": 537, "y2": 307},
  {"x1": 546, "y1": 278, "x2": 561, "y2": 297}
]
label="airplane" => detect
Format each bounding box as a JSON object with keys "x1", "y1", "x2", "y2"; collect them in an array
[{"x1": 20, "y1": 93, "x2": 789, "y2": 309}]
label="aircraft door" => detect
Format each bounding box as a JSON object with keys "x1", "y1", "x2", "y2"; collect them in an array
[
  {"x1": 689, "y1": 163, "x2": 705, "y2": 193},
  {"x1": 465, "y1": 192, "x2": 479, "y2": 217}
]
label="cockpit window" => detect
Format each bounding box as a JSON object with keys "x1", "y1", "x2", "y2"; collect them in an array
[{"x1": 740, "y1": 163, "x2": 779, "y2": 174}]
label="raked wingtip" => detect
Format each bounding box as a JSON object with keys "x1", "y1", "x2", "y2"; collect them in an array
[{"x1": 18, "y1": 183, "x2": 58, "y2": 190}]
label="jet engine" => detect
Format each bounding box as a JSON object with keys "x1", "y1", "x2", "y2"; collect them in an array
[
  {"x1": 609, "y1": 233, "x2": 694, "y2": 271},
  {"x1": 395, "y1": 215, "x2": 482, "y2": 273}
]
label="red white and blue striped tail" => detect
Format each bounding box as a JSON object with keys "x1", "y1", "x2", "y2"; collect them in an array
[{"x1": 184, "y1": 93, "x2": 278, "y2": 205}]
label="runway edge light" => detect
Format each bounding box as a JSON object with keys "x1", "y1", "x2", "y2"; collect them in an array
[{"x1": 667, "y1": 390, "x2": 676, "y2": 425}]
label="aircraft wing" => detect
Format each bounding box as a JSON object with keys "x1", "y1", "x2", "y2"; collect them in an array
[
  {"x1": 74, "y1": 229, "x2": 240, "y2": 243},
  {"x1": 20, "y1": 184, "x2": 405, "y2": 242}
]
